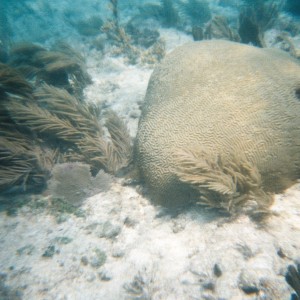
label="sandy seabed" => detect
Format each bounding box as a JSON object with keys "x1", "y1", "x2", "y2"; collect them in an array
[{"x1": 1, "y1": 180, "x2": 300, "y2": 299}]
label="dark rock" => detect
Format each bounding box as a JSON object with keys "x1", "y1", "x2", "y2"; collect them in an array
[{"x1": 213, "y1": 263, "x2": 222, "y2": 277}]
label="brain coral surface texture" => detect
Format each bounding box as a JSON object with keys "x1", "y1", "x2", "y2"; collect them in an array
[{"x1": 136, "y1": 40, "x2": 300, "y2": 212}]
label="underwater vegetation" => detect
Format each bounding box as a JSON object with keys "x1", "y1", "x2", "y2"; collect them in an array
[
  {"x1": 136, "y1": 40, "x2": 300, "y2": 219},
  {"x1": 186, "y1": 0, "x2": 300, "y2": 59},
  {"x1": 6, "y1": 0, "x2": 297, "y2": 65},
  {"x1": 48, "y1": 163, "x2": 113, "y2": 207},
  {"x1": 123, "y1": 270, "x2": 155, "y2": 300},
  {"x1": 177, "y1": 0, "x2": 211, "y2": 26},
  {"x1": 72, "y1": 15, "x2": 104, "y2": 37},
  {"x1": 158, "y1": 0, "x2": 180, "y2": 28},
  {"x1": 286, "y1": 264, "x2": 300, "y2": 300},
  {"x1": 138, "y1": 0, "x2": 180, "y2": 28},
  {"x1": 0, "y1": 63, "x2": 51, "y2": 194},
  {"x1": 8, "y1": 42, "x2": 91, "y2": 100},
  {"x1": 190, "y1": 15, "x2": 240, "y2": 42},
  {"x1": 131, "y1": 0, "x2": 298, "y2": 58},
  {"x1": 138, "y1": 0, "x2": 212, "y2": 28},
  {"x1": 101, "y1": 0, "x2": 166, "y2": 65},
  {"x1": 0, "y1": 44, "x2": 133, "y2": 196},
  {"x1": 203, "y1": 15, "x2": 240, "y2": 41},
  {"x1": 238, "y1": 0, "x2": 284, "y2": 47}
]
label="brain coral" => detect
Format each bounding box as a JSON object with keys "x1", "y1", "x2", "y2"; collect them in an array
[{"x1": 136, "y1": 40, "x2": 300, "y2": 214}]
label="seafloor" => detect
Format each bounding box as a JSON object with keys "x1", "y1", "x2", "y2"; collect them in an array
[{"x1": 1, "y1": 0, "x2": 300, "y2": 299}]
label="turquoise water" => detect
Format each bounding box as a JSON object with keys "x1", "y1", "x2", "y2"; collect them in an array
[{"x1": 1, "y1": 0, "x2": 299, "y2": 45}]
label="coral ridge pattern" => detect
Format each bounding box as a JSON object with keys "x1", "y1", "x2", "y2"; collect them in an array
[{"x1": 136, "y1": 40, "x2": 300, "y2": 214}]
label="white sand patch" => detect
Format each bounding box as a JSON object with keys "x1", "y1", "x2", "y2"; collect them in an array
[
  {"x1": 159, "y1": 28, "x2": 193, "y2": 53},
  {"x1": 1, "y1": 182, "x2": 300, "y2": 299}
]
